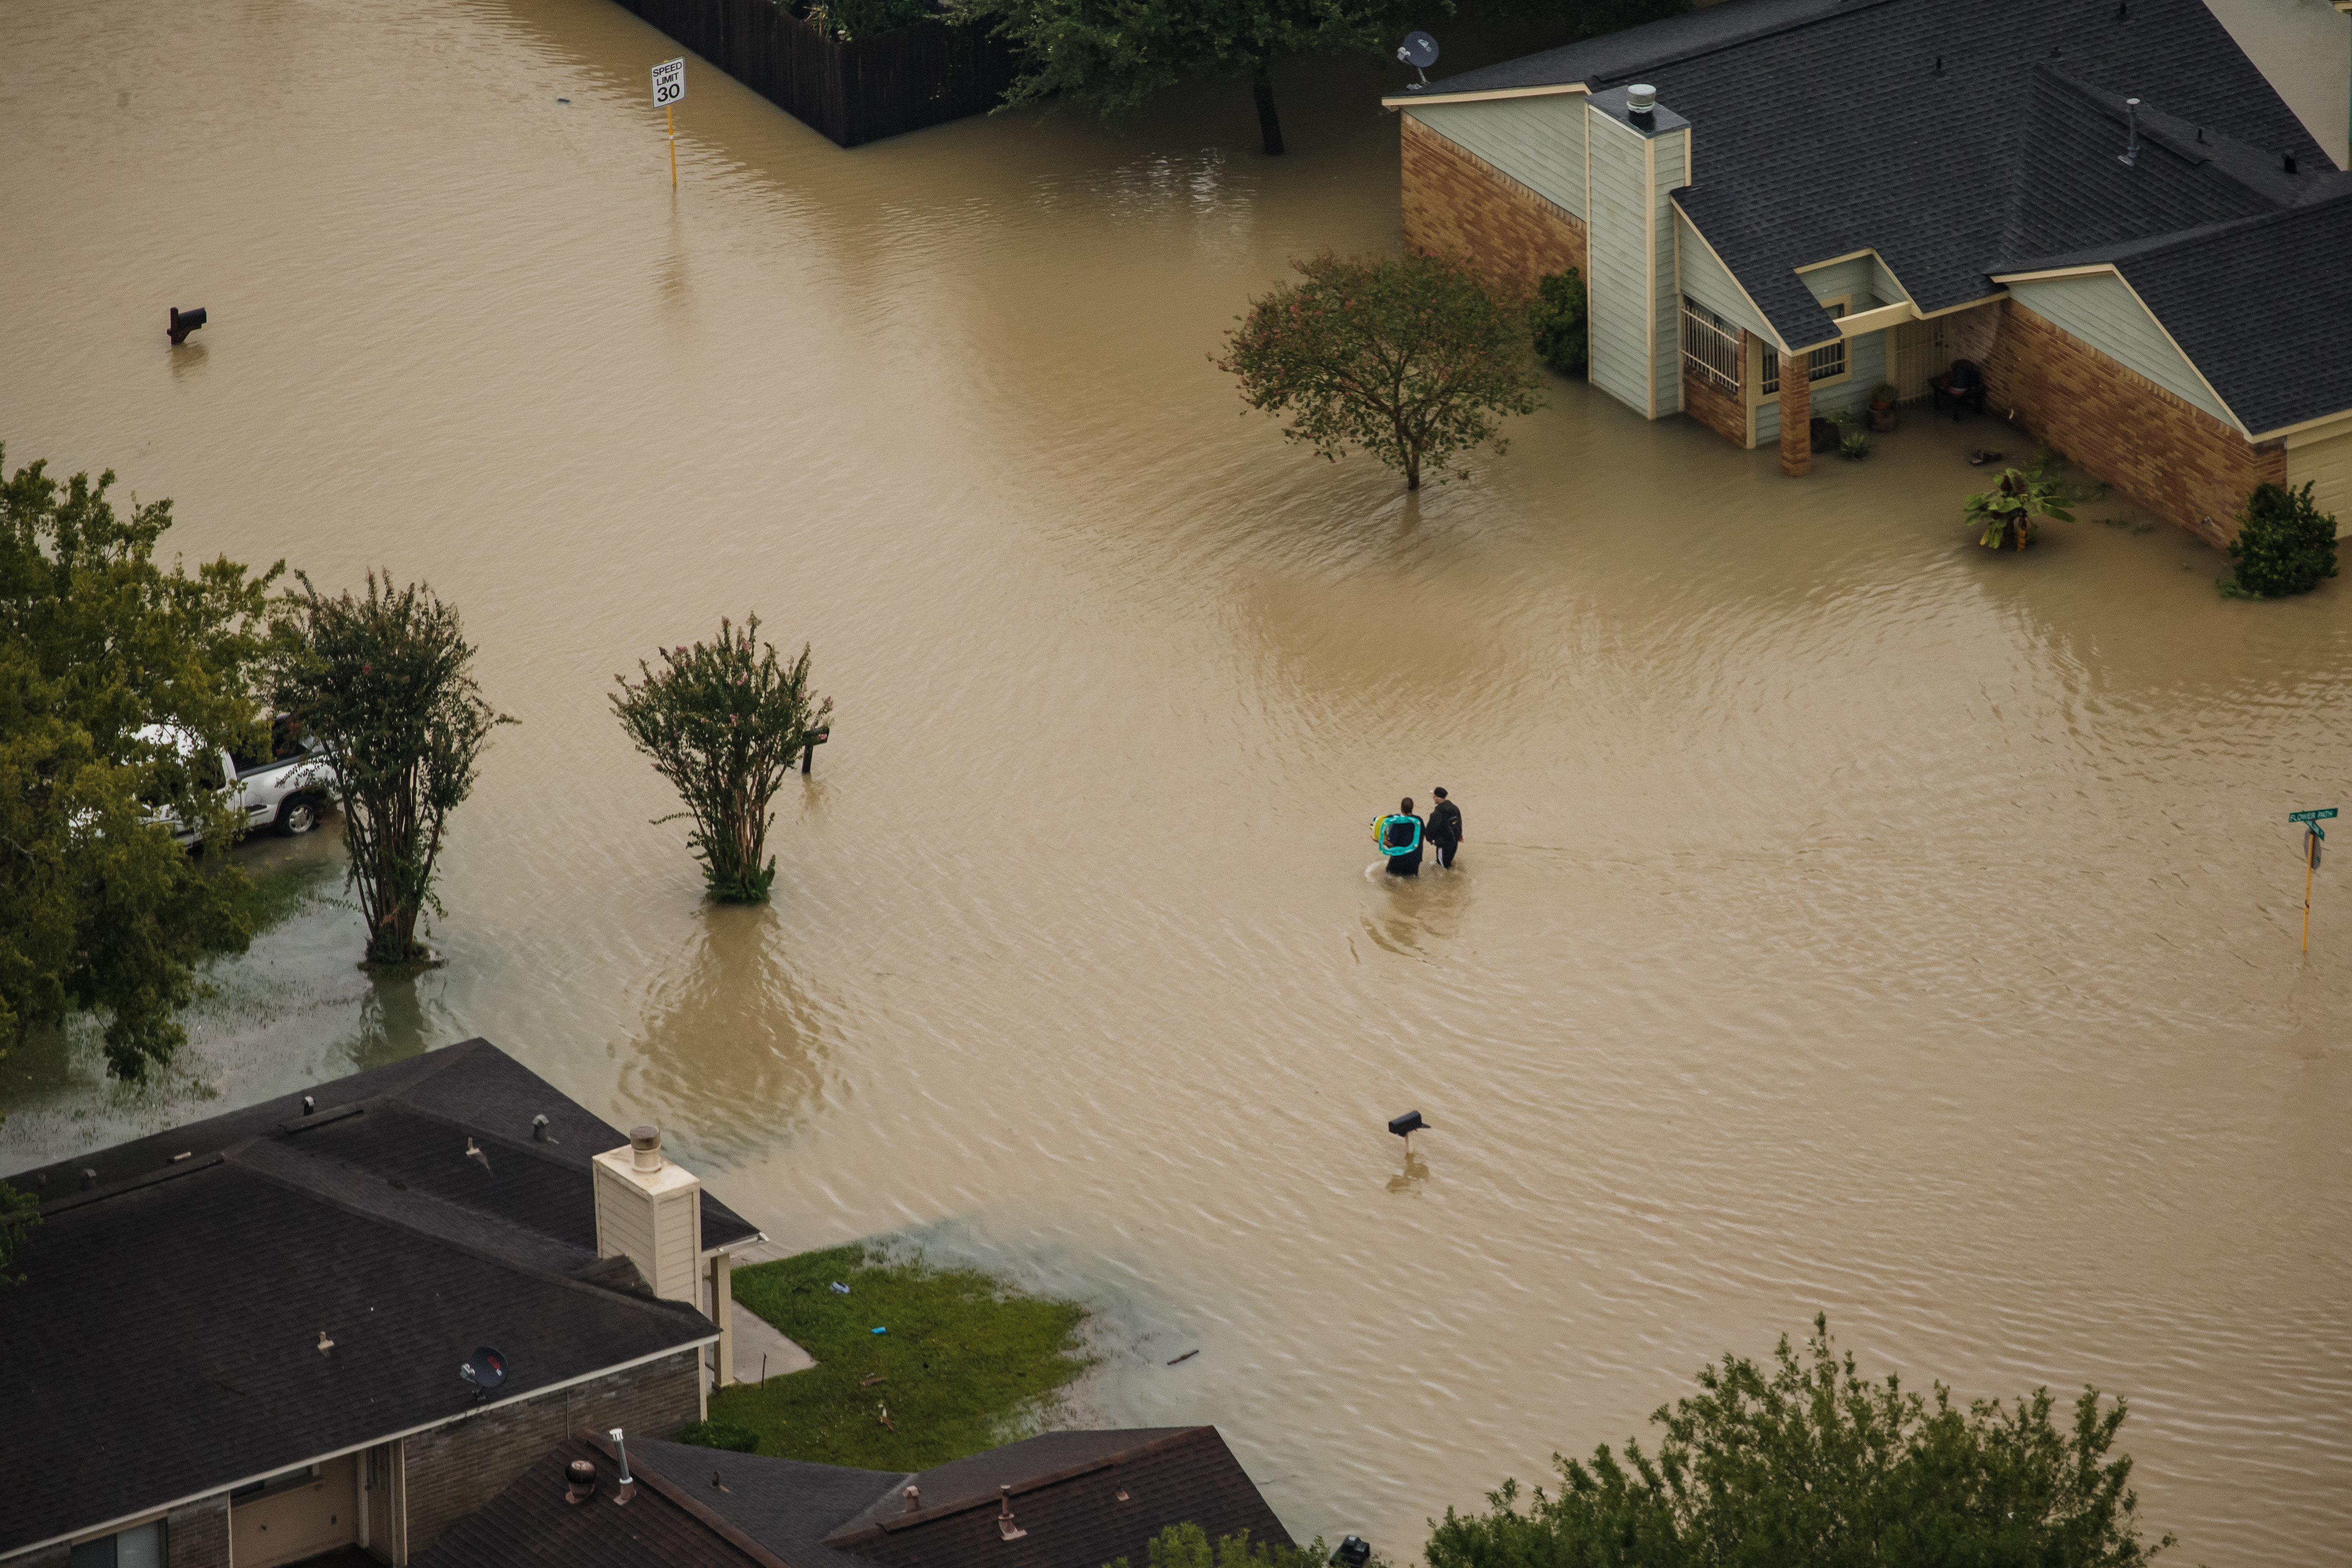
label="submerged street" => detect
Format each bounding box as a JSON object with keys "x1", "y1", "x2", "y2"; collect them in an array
[{"x1": 3, "y1": 0, "x2": 2349, "y2": 1558}]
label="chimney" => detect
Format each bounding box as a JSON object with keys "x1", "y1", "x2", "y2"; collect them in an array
[
  {"x1": 1627, "y1": 83, "x2": 1657, "y2": 129},
  {"x1": 592, "y1": 1123, "x2": 703, "y2": 1303}
]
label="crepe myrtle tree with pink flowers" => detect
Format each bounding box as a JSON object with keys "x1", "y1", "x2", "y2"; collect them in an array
[{"x1": 612, "y1": 616, "x2": 832, "y2": 903}]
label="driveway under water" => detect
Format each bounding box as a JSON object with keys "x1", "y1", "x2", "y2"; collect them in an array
[{"x1": 3, "y1": 0, "x2": 2349, "y2": 1558}]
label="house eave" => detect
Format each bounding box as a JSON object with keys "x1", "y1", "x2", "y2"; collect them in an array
[{"x1": 1383, "y1": 83, "x2": 1588, "y2": 110}]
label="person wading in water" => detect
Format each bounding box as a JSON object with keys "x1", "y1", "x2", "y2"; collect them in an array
[
  {"x1": 1427, "y1": 787, "x2": 1462, "y2": 870},
  {"x1": 1381, "y1": 797, "x2": 1426, "y2": 877}
]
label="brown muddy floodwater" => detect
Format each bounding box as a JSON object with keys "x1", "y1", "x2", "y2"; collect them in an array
[{"x1": 3, "y1": 0, "x2": 2349, "y2": 1558}]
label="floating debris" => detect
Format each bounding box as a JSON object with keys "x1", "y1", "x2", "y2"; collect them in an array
[{"x1": 1166, "y1": 1349, "x2": 1199, "y2": 1366}]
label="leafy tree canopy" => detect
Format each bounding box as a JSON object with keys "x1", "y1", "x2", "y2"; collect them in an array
[
  {"x1": 959, "y1": 0, "x2": 1431, "y2": 154},
  {"x1": 0, "y1": 446, "x2": 278, "y2": 1082},
  {"x1": 266, "y1": 572, "x2": 512, "y2": 965},
  {"x1": 1217, "y1": 250, "x2": 1544, "y2": 490},
  {"x1": 611, "y1": 617, "x2": 830, "y2": 904},
  {"x1": 1425, "y1": 1315, "x2": 2177, "y2": 1568},
  {"x1": 1104, "y1": 1522, "x2": 1331, "y2": 1568}
]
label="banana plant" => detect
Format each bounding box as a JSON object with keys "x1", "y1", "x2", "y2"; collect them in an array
[{"x1": 1966, "y1": 466, "x2": 2075, "y2": 550}]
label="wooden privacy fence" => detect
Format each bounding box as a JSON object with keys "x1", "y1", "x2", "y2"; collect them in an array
[{"x1": 607, "y1": 0, "x2": 1022, "y2": 147}]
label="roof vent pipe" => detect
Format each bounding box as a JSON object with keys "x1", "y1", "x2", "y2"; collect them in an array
[
  {"x1": 611, "y1": 1427, "x2": 635, "y2": 1485},
  {"x1": 2117, "y1": 98, "x2": 2141, "y2": 167},
  {"x1": 1626, "y1": 83, "x2": 1657, "y2": 128},
  {"x1": 565, "y1": 1459, "x2": 598, "y2": 1504},
  {"x1": 903, "y1": 1485, "x2": 923, "y2": 1513},
  {"x1": 629, "y1": 1124, "x2": 662, "y2": 1171}
]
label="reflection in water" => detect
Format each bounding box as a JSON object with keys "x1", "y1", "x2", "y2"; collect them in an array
[
  {"x1": 1384, "y1": 1150, "x2": 1429, "y2": 1195},
  {"x1": 335, "y1": 973, "x2": 453, "y2": 1076},
  {"x1": 618, "y1": 905, "x2": 833, "y2": 1168}
]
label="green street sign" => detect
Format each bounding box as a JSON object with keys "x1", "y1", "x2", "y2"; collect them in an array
[{"x1": 2288, "y1": 808, "x2": 2337, "y2": 823}]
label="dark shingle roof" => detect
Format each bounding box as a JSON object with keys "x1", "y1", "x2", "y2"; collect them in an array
[
  {"x1": 1415, "y1": 0, "x2": 2346, "y2": 425},
  {"x1": 410, "y1": 1427, "x2": 1291, "y2": 1568},
  {"x1": 831, "y1": 1427, "x2": 1292, "y2": 1568},
  {"x1": 2007, "y1": 189, "x2": 2352, "y2": 434},
  {"x1": 0, "y1": 1039, "x2": 750, "y2": 1555},
  {"x1": 412, "y1": 1436, "x2": 779, "y2": 1568}
]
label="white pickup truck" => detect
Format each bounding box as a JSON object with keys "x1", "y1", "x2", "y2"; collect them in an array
[{"x1": 139, "y1": 717, "x2": 336, "y2": 843}]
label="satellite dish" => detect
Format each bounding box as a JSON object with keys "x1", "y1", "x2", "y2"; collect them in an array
[
  {"x1": 1396, "y1": 32, "x2": 1440, "y2": 91},
  {"x1": 460, "y1": 1346, "x2": 508, "y2": 1396}
]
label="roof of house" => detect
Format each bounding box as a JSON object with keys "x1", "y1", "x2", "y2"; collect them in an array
[
  {"x1": 1415, "y1": 0, "x2": 2352, "y2": 429},
  {"x1": 0, "y1": 1039, "x2": 757, "y2": 1555},
  {"x1": 412, "y1": 1426, "x2": 1294, "y2": 1568}
]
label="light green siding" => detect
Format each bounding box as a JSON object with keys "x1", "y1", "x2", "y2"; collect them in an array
[
  {"x1": 1675, "y1": 209, "x2": 1779, "y2": 346},
  {"x1": 1649, "y1": 129, "x2": 1688, "y2": 415},
  {"x1": 1407, "y1": 96, "x2": 1588, "y2": 219},
  {"x1": 1800, "y1": 255, "x2": 1877, "y2": 309},
  {"x1": 1585, "y1": 109, "x2": 1655, "y2": 414},
  {"x1": 2002, "y1": 272, "x2": 2241, "y2": 429}
]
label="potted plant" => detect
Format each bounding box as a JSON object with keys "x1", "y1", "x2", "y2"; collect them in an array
[
  {"x1": 1868, "y1": 382, "x2": 1899, "y2": 433},
  {"x1": 1965, "y1": 467, "x2": 2075, "y2": 551}
]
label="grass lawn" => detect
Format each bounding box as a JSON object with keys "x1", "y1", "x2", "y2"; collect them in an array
[{"x1": 701, "y1": 1242, "x2": 1093, "y2": 1470}]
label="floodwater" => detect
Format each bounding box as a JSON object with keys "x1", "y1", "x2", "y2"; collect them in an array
[{"x1": 3, "y1": 0, "x2": 2349, "y2": 1558}]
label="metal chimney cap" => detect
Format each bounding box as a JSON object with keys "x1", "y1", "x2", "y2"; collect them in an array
[
  {"x1": 628, "y1": 1124, "x2": 662, "y2": 1170},
  {"x1": 1626, "y1": 83, "x2": 1658, "y2": 112}
]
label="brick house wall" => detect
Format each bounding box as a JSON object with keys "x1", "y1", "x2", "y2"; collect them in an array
[
  {"x1": 1401, "y1": 114, "x2": 1588, "y2": 284},
  {"x1": 166, "y1": 1497, "x2": 230, "y2": 1568},
  {"x1": 399, "y1": 1348, "x2": 702, "y2": 1557},
  {"x1": 0, "y1": 1497, "x2": 224, "y2": 1568},
  {"x1": 1979, "y1": 300, "x2": 2285, "y2": 546},
  {"x1": 1682, "y1": 340, "x2": 1747, "y2": 447}
]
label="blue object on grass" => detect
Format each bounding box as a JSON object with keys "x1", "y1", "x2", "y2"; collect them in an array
[{"x1": 872, "y1": 1326, "x2": 887, "y2": 1334}]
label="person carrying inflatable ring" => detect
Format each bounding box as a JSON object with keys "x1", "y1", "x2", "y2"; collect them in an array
[{"x1": 1372, "y1": 796, "x2": 1426, "y2": 876}]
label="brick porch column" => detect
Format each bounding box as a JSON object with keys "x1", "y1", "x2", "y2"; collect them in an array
[{"x1": 1779, "y1": 346, "x2": 1811, "y2": 476}]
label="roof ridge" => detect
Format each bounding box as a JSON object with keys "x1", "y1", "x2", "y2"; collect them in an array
[
  {"x1": 823, "y1": 1427, "x2": 1215, "y2": 1545},
  {"x1": 218, "y1": 1140, "x2": 716, "y2": 1330},
  {"x1": 583, "y1": 1431, "x2": 786, "y2": 1568},
  {"x1": 1997, "y1": 180, "x2": 2352, "y2": 275}
]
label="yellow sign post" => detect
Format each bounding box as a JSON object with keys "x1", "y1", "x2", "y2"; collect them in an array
[
  {"x1": 2290, "y1": 808, "x2": 2335, "y2": 952},
  {"x1": 651, "y1": 59, "x2": 685, "y2": 189}
]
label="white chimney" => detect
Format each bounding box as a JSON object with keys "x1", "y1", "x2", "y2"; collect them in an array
[{"x1": 592, "y1": 1123, "x2": 702, "y2": 1303}]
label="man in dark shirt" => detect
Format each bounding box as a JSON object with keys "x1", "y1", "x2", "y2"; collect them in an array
[{"x1": 1427, "y1": 787, "x2": 1463, "y2": 869}]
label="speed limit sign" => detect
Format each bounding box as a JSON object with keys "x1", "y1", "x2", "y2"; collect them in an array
[{"x1": 651, "y1": 58, "x2": 685, "y2": 108}]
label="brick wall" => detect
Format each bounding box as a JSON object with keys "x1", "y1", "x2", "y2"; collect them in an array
[
  {"x1": 1980, "y1": 300, "x2": 2284, "y2": 546},
  {"x1": 167, "y1": 1497, "x2": 229, "y2": 1568},
  {"x1": 0, "y1": 1497, "x2": 222, "y2": 1568},
  {"x1": 1400, "y1": 114, "x2": 1588, "y2": 285},
  {"x1": 400, "y1": 1349, "x2": 701, "y2": 1555},
  {"x1": 1682, "y1": 342, "x2": 1747, "y2": 447}
]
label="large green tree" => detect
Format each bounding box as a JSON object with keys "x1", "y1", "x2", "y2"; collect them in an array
[
  {"x1": 0, "y1": 446, "x2": 277, "y2": 1083},
  {"x1": 960, "y1": 0, "x2": 1431, "y2": 154},
  {"x1": 1425, "y1": 1316, "x2": 2176, "y2": 1568},
  {"x1": 266, "y1": 573, "x2": 512, "y2": 965},
  {"x1": 1217, "y1": 250, "x2": 1544, "y2": 490}
]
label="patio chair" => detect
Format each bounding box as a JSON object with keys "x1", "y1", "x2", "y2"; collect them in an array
[{"x1": 1930, "y1": 359, "x2": 1988, "y2": 421}]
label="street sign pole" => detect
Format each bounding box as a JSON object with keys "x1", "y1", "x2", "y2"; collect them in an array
[
  {"x1": 651, "y1": 59, "x2": 686, "y2": 189},
  {"x1": 2289, "y1": 808, "x2": 2336, "y2": 952}
]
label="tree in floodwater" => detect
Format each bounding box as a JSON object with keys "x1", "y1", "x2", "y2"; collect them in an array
[
  {"x1": 1424, "y1": 1314, "x2": 2177, "y2": 1568},
  {"x1": 958, "y1": 0, "x2": 1429, "y2": 156},
  {"x1": 0, "y1": 446, "x2": 279, "y2": 1083},
  {"x1": 267, "y1": 572, "x2": 513, "y2": 965},
  {"x1": 611, "y1": 617, "x2": 831, "y2": 904},
  {"x1": 1217, "y1": 250, "x2": 1544, "y2": 490}
]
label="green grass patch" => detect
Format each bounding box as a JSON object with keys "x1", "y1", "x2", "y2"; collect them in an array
[{"x1": 705, "y1": 1242, "x2": 1093, "y2": 1470}]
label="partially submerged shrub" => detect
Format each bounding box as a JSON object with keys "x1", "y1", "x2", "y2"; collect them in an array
[
  {"x1": 1839, "y1": 428, "x2": 1872, "y2": 461},
  {"x1": 1966, "y1": 466, "x2": 2075, "y2": 551},
  {"x1": 612, "y1": 617, "x2": 831, "y2": 903},
  {"x1": 2225, "y1": 480, "x2": 2338, "y2": 598},
  {"x1": 1529, "y1": 270, "x2": 1588, "y2": 374}
]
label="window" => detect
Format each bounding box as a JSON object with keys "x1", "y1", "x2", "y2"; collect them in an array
[
  {"x1": 1680, "y1": 299, "x2": 1741, "y2": 397},
  {"x1": 1761, "y1": 301, "x2": 1849, "y2": 394},
  {"x1": 69, "y1": 1521, "x2": 163, "y2": 1568}
]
